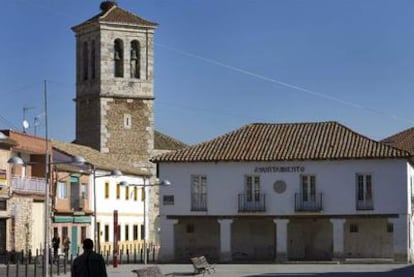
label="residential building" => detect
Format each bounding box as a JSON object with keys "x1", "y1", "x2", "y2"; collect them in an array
[
  {"x1": 154, "y1": 122, "x2": 414, "y2": 263},
  {"x1": 52, "y1": 140, "x2": 150, "y2": 254},
  {"x1": 50, "y1": 147, "x2": 91, "y2": 256},
  {"x1": 0, "y1": 132, "x2": 17, "y2": 258},
  {"x1": 0, "y1": 130, "x2": 51, "y2": 257}
]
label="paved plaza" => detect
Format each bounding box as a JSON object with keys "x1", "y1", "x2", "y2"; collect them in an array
[
  {"x1": 2, "y1": 263, "x2": 413, "y2": 277},
  {"x1": 110, "y1": 263, "x2": 414, "y2": 277}
]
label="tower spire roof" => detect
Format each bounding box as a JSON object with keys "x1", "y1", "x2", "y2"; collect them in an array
[{"x1": 72, "y1": 1, "x2": 157, "y2": 31}]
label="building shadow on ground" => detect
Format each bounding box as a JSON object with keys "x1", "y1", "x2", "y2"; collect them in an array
[{"x1": 242, "y1": 265, "x2": 414, "y2": 277}]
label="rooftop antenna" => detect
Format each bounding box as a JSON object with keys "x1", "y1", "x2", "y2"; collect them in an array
[
  {"x1": 34, "y1": 113, "x2": 44, "y2": 136},
  {"x1": 22, "y1": 106, "x2": 35, "y2": 133}
]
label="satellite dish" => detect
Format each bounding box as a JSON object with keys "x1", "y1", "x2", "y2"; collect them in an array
[{"x1": 22, "y1": 120, "x2": 30, "y2": 130}]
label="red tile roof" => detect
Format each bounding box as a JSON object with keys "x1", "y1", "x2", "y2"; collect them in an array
[
  {"x1": 381, "y1": 127, "x2": 414, "y2": 154},
  {"x1": 152, "y1": 122, "x2": 410, "y2": 163},
  {"x1": 154, "y1": 130, "x2": 188, "y2": 150},
  {"x1": 52, "y1": 140, "x2": 150, "y2": 176},
  {"x1": 72, "y1": 4, "x2": 157, "y2": 31}
]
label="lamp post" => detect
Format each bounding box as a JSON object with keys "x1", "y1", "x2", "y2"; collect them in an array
[
  {"x1": 90, "y1": 165, "x2": 123, "y2": 252},
  {"x1": 124, "y1": 178, "x2": 171, "y2": 264},
  {"x1": 8, "y1": 155, "x2": 86, "y2": 277}
]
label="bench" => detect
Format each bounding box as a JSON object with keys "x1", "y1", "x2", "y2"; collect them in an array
[
  {"x1": 132, "y1": 266, "x2": 164, "y2": 277},
  {"x1": 190, "y1": 256, "x2": 215, "y2": 276}
]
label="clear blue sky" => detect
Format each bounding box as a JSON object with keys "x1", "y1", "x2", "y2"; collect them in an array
[{"x1": 1, "y1": 0, "x2": 414, "y2": 145}]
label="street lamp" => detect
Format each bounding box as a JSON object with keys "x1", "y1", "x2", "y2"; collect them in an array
[
  {"x1": 90, "y1": 164, "x2": 123, "y2": 252},
  {"x1": 123, "y1": 178, "x2": 171, "y2": 264},
  {"x1": 8, "y1": 154, "x2": 86, "y2": 277}
]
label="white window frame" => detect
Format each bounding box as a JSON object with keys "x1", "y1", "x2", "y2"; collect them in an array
[
  {"x1": 356, "y1": 173, "x2": 373, "y2": 210},
  {"x1": 81, "y1": 183, "x2": 87, "y2": 199},
  {"x1": 301, "y1": 174, "x2": 316, "y2": 202},
  {"x1": 245, "y1": 175, "x2": 261, "y2": 202},
  {"x1": 57, "y1": 181, "x2": 67, "y2": 199},
  {"x1": 124, "y1": 114, "x2": 132, "y2": 129},
  {"x1": 191, "y1": 175, "x2": 207, "y2": 211}
]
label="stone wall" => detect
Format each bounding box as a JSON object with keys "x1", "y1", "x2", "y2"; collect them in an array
[
  {"x1": 103, "y1": 98, "x2": 154, "y2": 171},
  {"x1": 75, "y1": 23, "x2": 156, "y2": 157},
  {"x1": 7, "y1": 197, "x2": 34, "y2": 253}
]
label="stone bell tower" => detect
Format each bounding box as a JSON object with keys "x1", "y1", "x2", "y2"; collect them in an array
[{"x1": 72, "y1": 1, "x2": 158, "y2": 171}]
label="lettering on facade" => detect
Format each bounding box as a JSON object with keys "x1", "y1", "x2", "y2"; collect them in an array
[{"x1": 254, "y1": 166, "x2": 305, "y2": 173}]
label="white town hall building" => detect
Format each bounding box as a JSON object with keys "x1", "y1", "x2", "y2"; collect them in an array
[{"x1": 154, "y1": 121, "x2": 414, "y2": 263}]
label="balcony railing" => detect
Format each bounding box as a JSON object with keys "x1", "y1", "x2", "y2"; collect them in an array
[
  {"x1": 191, "y1": 193, "x2": 207, "y2": 211},
  {"x1": 356, "y1": 199, "x2": 374, "y2": 210},
  {"x1": 295, "y1": 193, "x2": 323, "y2": 212},
  {"x1": 238, "y1": 193, "x2": 266, "y2": 212},
  {"x1": 11, "y1": 176, "x2": 46, "y2": 194},
  {"x1": 71, "y1": 197, "x2": 85, "y2": 211}
]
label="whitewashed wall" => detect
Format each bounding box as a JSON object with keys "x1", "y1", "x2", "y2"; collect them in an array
[
  {"x1": 159, "y1": 159, "x2": 411, "y2": 216},
  {"x1": 92, "y1": 172, "x2": 145, "y2": 245}
]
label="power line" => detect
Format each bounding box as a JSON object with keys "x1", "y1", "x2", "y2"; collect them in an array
[
  {"x1": 156, "y1": 43, "x2": 414, "y2": 125},
  {"x1": 1, "y1": 83, "x2": 40, "y2": 95},
  {"x1": 0, "y1": 114, "x2": 19, "y2": 130}
]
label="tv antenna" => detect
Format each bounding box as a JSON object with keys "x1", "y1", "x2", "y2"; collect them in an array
[
  {"x1": 22, "y1": 106, "x2": 35, "y2": 133},
  {"x1": 34, "y1": 112, "x2": 45, "y2": 136}
]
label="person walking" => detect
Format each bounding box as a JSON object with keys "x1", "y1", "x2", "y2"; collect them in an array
[
  {"x1": 52, "y1": 233, "x2": 60, "y2": 263},
  {"x1": 71, "y1": 238, "x2": 107, "y2": 277},
  {"x1": 63, "y1": 236, "x2": 71, "y2": 257}
]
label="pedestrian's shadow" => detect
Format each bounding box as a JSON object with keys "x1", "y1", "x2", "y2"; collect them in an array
[{"x1": 242, "y1": 265, "x2": 414, "y2": 277}]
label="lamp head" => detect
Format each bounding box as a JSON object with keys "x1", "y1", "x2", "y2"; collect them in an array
[
  {"x1": 160, "y1": 179, "x2": 171, "y2": 186},
  {"x1": 7, "y1": 156, "x2": 24, "y2": 166},
  {"x1": 71, "y1": 155, "x2": 87, "y2": 166},
  {"x1": 110, "y1": 169, "x2": 123, "y2": 177}
]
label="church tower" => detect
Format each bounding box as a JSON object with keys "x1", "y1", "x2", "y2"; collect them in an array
[{"x1": 72, "y1": 1, "x2": 158, "y2": 171}]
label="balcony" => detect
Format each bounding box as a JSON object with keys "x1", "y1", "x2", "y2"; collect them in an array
[
  {"x1": 295, "y1": 193, "x2": 323, "y2": 212},
  {"x1": 11, "y1": 176, "x2": 46, "y2": 195},
  {"x1": 238, "y1": 193, "x2": 266, "y2": 212},
  {"x1": 71, "y1": 197, "x2": 85, "y2": 212},
  {"x1": 191, "y1": 193, "x2": 207, "y2": 211},
  {"x1": 356, "y1": 199, "x2": 374, "y2": 210}
]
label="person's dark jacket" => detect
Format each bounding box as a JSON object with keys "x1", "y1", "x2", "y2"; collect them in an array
[{"x1": 71, "y1": 250, "x2": 107, "y2": 277}]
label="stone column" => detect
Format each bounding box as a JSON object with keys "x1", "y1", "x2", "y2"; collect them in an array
[
  {"x1": 330, "y1": 218, "x2": 346, "y2": 261},
  {"x1": 218, "y1": 219, "x2": 233, "y2": 262},
  {"x1": 274, "y1": 219, "x2": 289, "y2": 262},
  {"x1": 389, "y1": 216, "x2": 409, "y2": 263},
  {"x1": 159, "y1": 218, "x2": 178, "y2": 262}
]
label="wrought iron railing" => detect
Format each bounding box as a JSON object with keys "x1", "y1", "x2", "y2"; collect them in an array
[
  {"x1": 191, "y1": 193, "x2": 207, "y2": 211},
  {"x1": 356, "y1": 199, "x2": 374, "y2": 210},
  {"x1": 295, "y1": 193, "x2": 323, "y2": 212},
  {"x1": 238, "y1": 193, "x2": 266, "y2": 212}
]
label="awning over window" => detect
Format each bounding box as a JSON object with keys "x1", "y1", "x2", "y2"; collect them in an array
[
  {"x1": 53, "y1": 216, "x2": 73, "y2": 223},
  {"x1": 73, "y1": 216, "x2": 91, "y2": 223},
  {"x1": 53, "y1": 216, "x2": 91, "y2": 223}
]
